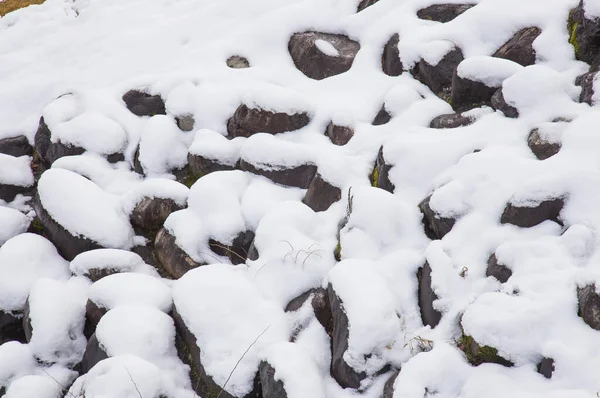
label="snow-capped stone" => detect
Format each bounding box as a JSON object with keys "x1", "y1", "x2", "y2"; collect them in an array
[{"x1": 492, "y1": 27, "x2": 542, "y2": 66}]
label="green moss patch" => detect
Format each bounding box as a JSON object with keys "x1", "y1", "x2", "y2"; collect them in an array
[{"x1": 457, "y1": 334, "x2": 513, "y2": 367}]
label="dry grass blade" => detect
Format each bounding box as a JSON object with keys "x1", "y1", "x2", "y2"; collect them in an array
[
  {"x1": 216, "y1": 325, "x2": 271, "y2": 398},
  {"x1": 208, "y1": 242, "x2": 247, "y2": 262},
  {"x1": 40, "y1": 367, "x2": 77, "y2": 398},
  {"x1": 125, "y1": 368, "x2": 144, "y2": 398}
]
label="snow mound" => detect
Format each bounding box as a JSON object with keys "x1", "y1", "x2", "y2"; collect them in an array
[
  {"x1": 0, "y1": 154, "x2": 33, "y2": 187},
  {"x1": 138, "y1": 115, "x2": 191, "y2": 176},
  {"x1": 0, "y1": 206, "x2": 30, "y2": 245},
  {"x1": 189, "y1": 128, "x2": 244, "y2": 165},
  {"x1": 457, "y1": 56, "x2": 524, "y2": 87},
  {"x1": 70, "y1": 248, "x2": 158, "y2": 278}
]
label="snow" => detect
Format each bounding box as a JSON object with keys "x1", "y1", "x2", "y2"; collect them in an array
[
  {"x1": 2, "y1": 0, "x2": 600, "y2": 396},
  {"x1": 0, "y1": 154, "x2": 33, "y2": 187},
  {"x1": 457, "y1": 55, "x2": 524, "y2": 87},
  {"x1": 70, "y1": 248, "x2": 159, "y2": 278},
  {"x1": 0, "y1": 233, "x2": 70, "y2": 312},
  {"x1": 173, "y1": 264, "x2": 289, "y2": 397},
  {"x1": 0, "y1": 206, "x2": 30, "y2": 245},
  {"x1": 315, "y1": 39, "x2": 340, "y2": 57},
  {"x1": 87, "y1": 272, "x2": 172, "y2": 313},
  {"x1": 37, "y1": 168, "x2": 134, "y2": 249}
]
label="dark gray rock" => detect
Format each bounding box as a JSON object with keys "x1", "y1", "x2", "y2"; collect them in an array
[
  {"x1": 493, "y1": 27, "x2": 541, "y2": 66},
  {"x1": 485, "y1": 253, "x2": 512, "y2": 283},
  {"x1": 568, "y1": 1, "x2": 600, "y2": 66},
  {"x1": 208, "y1": 230, "x2": 255, "y2": 265},
  {"x1": 0, "y1": 310, "x2": 26, "y2": 345},
  {"x1": 33, "y1": 191, "x2": 103, "y2": 261},
  {"x1": 411, "y1": 46, "x2": 464, "y2": 96},
  {"x1": 289, "y1": 32, "x2": 360, "y2": 80},
  {"x1": 84, "y1": 299, "x2": 107, "y2": 339},
  {"x1": 122, "y1": 90, "x2": 166, "y2": 117},
  {"x1": 382, "y1": 33, "x2": 403, "y2": 76},
  {"x1": 173, "y1": 306, "x2": 261, "y2": 398},
  {"x1": 302, "y1": 173, "x2": 342, "y2": 212},
  {"x1": 259, "y1": 361, "x2": 287, "y2": 398},
  {"x1": 528, "y1": 128, "x2": 561, "y2": 160},
  {"x1": 325, "y1": 122, "x2": 354, "y2": 146},
  {"x1": 0, "y1": 181, "x2": 32, "y2": 203},
  {"x1": 417, "y1": 262, "x2": 442, "y2": 328},
  {"x1": 382, "y1": 370, "x2": 400, "y2": 398},
  {"x1": 285, "y1": 288, "x2": 333, "y2": 336},
  {"x1": 0, "y1": 135, "x2": 33, "y2": 157},
  {"x1": 451, "y1": 67, "x2": 498, "y2": 111},
  {"x1": 34, "y1": 117, "x2": 85, "y2": 167},
  {"x1": 227, "y1": 55, "x2": 250, "y2": 69},
  {"x1": 327, "y1": 283, "x2": 367, "y2": 389},
  {"x1": 227, "y1": 104, "x2": 310, "y2": 138},
  {"x1": 130, "y1": 197, "x2": 185, "y2": 234},
  {"x1": 537, "y1": 357, "x2": 555, "y2": 379},
  {"x1": 247, "y1": 240, "x2": 260, "y2": 261},
  {"x1": 154, "y1": 227, "x2": 204, "y2": 279},
  {"x1": 418, "y1": 194, "x2": 456, "y2": 240},
  {"x1": 576, "y1": 70, "x2": 597, "y2": 105},
  {"x1": 80, "y1": 333, "x2": 109, "y2": 374},
  {"x1": 188, "y1": 152, "x2": 238, "y2": 180},
  {"x1": 357, "y1": 0, "x2": 379, "y2": 12},
  {"x1": 416, "y1": 3, "x2": 475, "y2": 22},
  {"x1": 429, "y1": 113, "x2": 475, "y2": 129},
  {"x1": 240, "y1": 158, "x2": 317, "y2": 189},
  {"x1": 175, "y1": 114, "x2": 195, "y2": 132},
  {"x1": 500, "y1": 197, "x2": 564, "y2": 228},
  {"x1": 372, "y1": 106, "x2": 392, "y2": 126},
  {"x1": 578, "y1": 284, "x2": 600, "y2": 330},
  {"x1": 491, "y1": 88, "x2": 519, "y2": 118},
  {"x1": 22, "y1": 299, "x2": 32, "y2": 343},
  {"x1": 371, "y1": 146, "x2": 395, "y2": 193}
]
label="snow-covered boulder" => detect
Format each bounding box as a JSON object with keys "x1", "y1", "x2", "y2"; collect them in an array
[
  {"x1": 527, "y1": 119, "x2": 567, "y2": 160},
  {"x1": 285, "y1": 287, "x2": 333, "y2": 336},
  {"x1": 411, "y1": 41, "x2": 464, "y2": 97},
  {"x1": 70, "y1": 249, "x2": 158, "y2": 282},
  {"x1": 188, "y1": 129, "x2": 243, "y2": 179},
  {"x1": 416, "y1": 3, "x2": 475, "y2": 22},
  {"x1": 288, "y1": 32, "x2": 360, "y2": 80},
  {"x1": 0, "y1": 206, "x2": 30, "y2": 246},
  {"x1": 0, "y1": 154, "x2": 34, "y2": 202},
  {"x1": 34, "y1": 168, "x2": 134, "y2": 260},
  {"x1": 568, "y1": 1, "x2": 600, "y2": 66},
  {"x1": 371, "y1": 146, "x2": 394, "y2": 193},
  {"x1": 492, "y1": 27, "x2": 541, "y2": 66},
  {"x1": 227, "y1": 88, "x2": 311, "y2": 138},
  {"x1": 324, "y1": 119, "x2": 354, "y2": 146},
  {"x1": 172, "y1": 265, "x2": 288, "y2": 398}
]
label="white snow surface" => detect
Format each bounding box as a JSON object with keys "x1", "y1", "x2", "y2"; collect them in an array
[{"x1": 2, "y1": 0, "x2": 600, "y2": 396}]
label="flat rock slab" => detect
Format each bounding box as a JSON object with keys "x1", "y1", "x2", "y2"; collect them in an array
[
  {"x1": 302, "y1": 173, "x2": 342, "y2": 212},
  {"x1": 0, "y1": 135, "x2": 33, "y2": 157},
  {"x1": 493, "y1": 27, "x2": 541, "y2": 66},
  {"x1": 227, "y1": 104, "x2": 310, "y2": 138},
  {"x1": 289, "y1": 32, "x2": 360, "y2": 80},
  {"x1": 416, "y1": 3, "x2": 475, "y2": 23},
  {"x1": 430, "y1": 112, "x2": 475, "y2": 129},
  {"x1": 382, "y1": 33, "x2": 403, "y2": 76},
  {"x1": 500, "y1": 197, "x2": 564, "y2": 228},
  {"x1": 417, "y1": 262, "x2": 442, "y2": 328},
  {"x1": 240, "y1": 158, "x2": 317, "y2": 189},
  {"x1": 122, "y1": 90, "x2": 166, "y2": 117}
]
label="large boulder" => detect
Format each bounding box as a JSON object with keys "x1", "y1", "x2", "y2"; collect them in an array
[
  {"x1": 289, "y1": 32, "x2": 360, "y2": 80},
  {"x1": 382, "y1": 33, "x2": 403, "y2": 76},
  {"x1": 0, "y1": 135, "x2": 33, "y2": 158},
  {"x1": 302, "y1": 173, "x2": 342, "y2": 212},
  {"x1": 492, "y1": 27, "x2": 542, "y2": 66},
  {"x1": 33, "y1": 169, "x2": 134, "y2": 261},
  {"x1": 500, "y1": 196, "x2": 564, "y2": 228},
  {"x1": 411, "y1": 44, "x2": 464, "y2": 97},
  {"x1": 568, "y1": 1, "x2": 600, "y2": 66},
  {"x1": 154, "y1": 227, "x2": 204, "y2": 279},
  {"x1": 34, "y1": 117, "x2": 85, "y2": 167},
  {"x1": 122, "y1": 89, "x2": 166, "y2": 117},
  {"x1": 227, "y1": 104, "x2": 310, "y2": 138},
  {"x1": 416, "y1": 3, "x2": 475, "y2": 22},
  {"x1": 417, "y1": 262, "x2": 442, "y2": 328}
]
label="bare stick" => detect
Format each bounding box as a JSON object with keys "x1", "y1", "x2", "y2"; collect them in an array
[
  {"x1": 216, "y1": 325, "x2": 271, "y2": 398},
  {"x1": 125, "y1": 368, "x2": 143, "y2": 398},
  {"x1": 40, "y1": 368, "x2": 77, "y2": 398}
]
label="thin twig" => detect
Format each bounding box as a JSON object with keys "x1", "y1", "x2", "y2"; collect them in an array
[
  {"x1": 279, "y1": 240, "x2": 294, "y2": 251},
  {"x1": 40, "y1": 368, "x2": 77, "y2": 398},
  {"x1": 216, "y1": 325, "x2": 271, "y2": 398},
  {"x1": 208, "y1": 243, "x2": 247, "y2": 262},
  {"x1": 125, "y1": 368, "x2": 143, "y2": 398}
]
